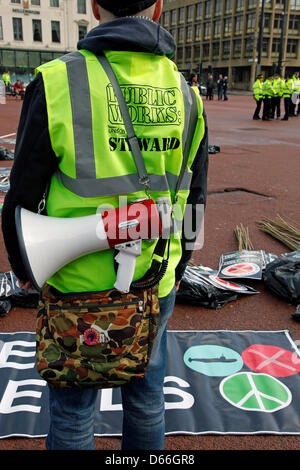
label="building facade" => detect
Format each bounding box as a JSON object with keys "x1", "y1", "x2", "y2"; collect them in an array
[
  {"x1": 0, "y1": 0, "x2": 97, "y2": 82},
  {"x1": 161, "y1": 0, "x2": 300, "y2": 89}
]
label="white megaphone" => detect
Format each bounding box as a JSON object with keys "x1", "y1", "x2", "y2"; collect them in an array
[{"x1": 15, "y1": 198, "x2": 162, "y2": 293}]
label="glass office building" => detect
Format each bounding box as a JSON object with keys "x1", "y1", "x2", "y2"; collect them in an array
[{"x1": 161, "y1": 0, "x2": 300, "y2": 89}]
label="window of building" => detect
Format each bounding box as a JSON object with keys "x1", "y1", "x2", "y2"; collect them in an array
[
  {"x1": 170, "y1": 28, "x2": 176, "y2": 38},
  {"x1": 225, "y1": 0, "x2": 232, "y2": 13},
  {"x1": 244, "y1": 37, "x2": 254, "y2": 55},
  {"x1": 2, "y1": 50, "x2": 15, "y2": 67},
  {"x1": 214, "y1": 19, "x2": 221, "y2": 35},
  {"x1": 290, "y1": 0, "x2": 300, "y2": 10},
  {"x1": 213, "y1": 42, "x2": 220, "y2": 56},
  {"x1": 31, "y1": 0, "x2": 40, "y2": 5},
  {"x1": 51, "y1": 20, "x2": 60, "y2": 42},
  {"x1": 235, "y1": 15, "x2": 243, "y2": 32},
  {"x1": 233, "y1": 39, "x2": 242, "y2": 56},
  {"x1": 264, "y1": 13, "x2": 271, "y2": 30},
  {"x1": 274, "y1": 13, "x2": 283, "y2": 29},
  {"x1": 50, "y1": 0, "x2": 59, "y2": 6},
  {"x1": 289, "y1": 14, "x2": 299, "y2": 30},
  {"x1": 13, "y1": 17, "x2": 23, "y2": 41},
  {"x1": 196, "y1": 2, "x2": 202, "y2": 18},
  {"x1": 41, "y1": 52, "x2": 53, "y2": 64},
  {"x1": 194, "y1": 45, "x2": 200, "y2": 58},
  {"x1": 170, "y1": 9, "x2": 176, "y2": 24},
  {"x1": 185, "y1": 46, "x2": 191, "y2": 59},
  {"x1": 11, "y1": 0, "x2": 21, "y2": 3},
  {"x1": 186, "y1": 25, "x2": 192, "y2": 41},
  {"x1": 247, "y1": 13, "x2": 256, "y2": 29},
  {"x1": 16, "y1": 50, "x2": 28, "y2": 67},
  {"x1": 203, "y1": 43, "x2": 210, "y2": 57},
  {"x1": 272, "y1": 38, "x2": 281, "y2": 53},
  {"x1": 215, "y1": 0, "x2": 222, "y2": 15},
  {"x1": 187, "y1": 5, "x2": 193, "y2": 21},
  {"x1": 224, "y1": 17, "x2": 232, "y2": 33},
  {"x1": 205, "y1": 1, "x2": 212, "y2": 17},
  {"x1": 204, "y1": 22, "x2": 211, "y2": 37},
  {"x1": 275, "y1": 0, "x2": 284, "y2": 4},
  {"x1": 236, "y1": 0, "x2": 245, "y2": 10},
  {"x1": 29, "y1": 51, "x2": 41, "y2": 68},
  {"x1": 162, "y1": 11, "x2": 169, "y2": 26},
  {"x1": 223, "y1": 40, "x2": 230, "y2": 55},
  {"x1": 177, "y1": 47, "x2": 183, "y2": 60},
  {"x1": 77, "y1": 0, "x2": 86, "y2": 14},
  {"x1": 262, "y1": 38, "x2": 269, "y2": 54},
  {"x1": 248, "y1": 0, "x2": 256, "y2": 8},
  {"x1": 178, "y1": 7, "x2": 184, "y2": 23},
  {"x1": 178, "y1": 27, "x2": 184, "y2": 42},
  {"x1": 0, "y1": 17, "x2": 3, "y2": 40},
  {"x1": 32, "y1": 19, "x2": 42, "y2": 41},
  {"x1": 78, "y1": 24, "x2": 87, "y2": 40},
  {"x1": 287, "y1": 39, "x2": 297, "y2": 54},
  {"x1": 195, "y1": 23, "x2": 201, "y2": 40}
]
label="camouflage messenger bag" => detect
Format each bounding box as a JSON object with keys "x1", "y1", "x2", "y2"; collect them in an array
[{"x1": 36, "y1": 283, "x2": 161, "y2": 389}]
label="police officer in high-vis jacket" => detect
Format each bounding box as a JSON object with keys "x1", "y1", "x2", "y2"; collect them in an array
[
  {"x1": 1, "y1": 0, "x2": 208, "y2": 451},
  {"x1": 271, "y1": 73, "x2": 283, "y2": 119},
  {"x1": 252, "y1": 74, "x2": 264, "y2": 119},
  {"x1": 281, "y1": 73, "x2": 294, "y2": 120},
  {"x1": 262, "y1": 74, "x2": 275, "y2": 120}
]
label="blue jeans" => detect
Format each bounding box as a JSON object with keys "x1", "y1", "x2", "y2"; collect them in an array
[{"x1": 46, "y1": 286, "x2": 176, "y2": 450}]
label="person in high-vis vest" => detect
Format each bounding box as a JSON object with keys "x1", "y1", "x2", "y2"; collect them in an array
[
  {"x1": 281, "y1": 73, "x2": 294, "y2": 120},
  {"x1": 271, "y1": 73, "x2": 283, "y2": 119},
  {"x1": 262, "y1": 74, "x2": 274, "y2": 121},
  {"x1": 1, "y1": 0, "x2": 208, "y2": 451},
  {"x1": 252, "y1": 74, "x2": 264, "y2": 120},
  {"x1": 291, "y1": 71, "x2": 300, "y2": 116}
]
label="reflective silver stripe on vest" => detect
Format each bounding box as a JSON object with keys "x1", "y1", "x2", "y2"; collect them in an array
[
  {"x1": 57, "y1": 52, "x2": 193, "y2": 197},
  {"x1": 55, "y1": 168, "x2": 192, "y2": 198},
  {"x1": 60, "y1": 52, "x2": 96, "y2": 180}
]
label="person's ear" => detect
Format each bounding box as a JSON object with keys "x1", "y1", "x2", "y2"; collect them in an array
[
  {"x1": 152, "y1": 0, "x2": 163, "y2": 23},
  {"x1": 91, "y1": 0, "x2": 101, "y2": 20}
]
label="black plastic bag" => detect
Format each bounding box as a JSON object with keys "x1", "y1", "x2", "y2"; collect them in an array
[
  {"x1": 263, "y1": 253, "x2": 300, "y2": 304},
  {"x1": 208, "y1": 144, "x2": 220, "y2": 154},
  {"x1": 0, "y1": 147, "x2": 14, "y2": 161},
  {"x1": 176, "y1": 271, "x2": 237, "y2": 309},
  {"x1": 0, "y1": 271, "x2": 39, "y2": 310},
  {"x1": 0, "y1": 299, "x2": 12, "y2": 317}
]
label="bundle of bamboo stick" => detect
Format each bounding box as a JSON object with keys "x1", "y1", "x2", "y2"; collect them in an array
[
  {"x1": 234, "y1": 223, "x2": 254, "y2": 250},
  {"x1": 257, "y1": 215, "x2": 300, "y2": 251}
]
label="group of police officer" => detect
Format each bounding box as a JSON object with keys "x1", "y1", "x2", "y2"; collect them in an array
[{"x1": 252, "y1": 71, "x2": 300, "y2": 121}]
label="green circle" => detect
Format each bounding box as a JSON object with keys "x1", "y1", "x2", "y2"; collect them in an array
[{"x1": 220, "y1": 372, "x2": 292, "y2": 412}]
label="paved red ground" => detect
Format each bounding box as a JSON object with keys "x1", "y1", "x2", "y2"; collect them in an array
[{"x1": 0, "y1": 93, "x2": 299, "y2": 450}]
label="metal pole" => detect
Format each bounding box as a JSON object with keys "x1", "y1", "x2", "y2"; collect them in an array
[
  {"x1": 278, "y1": 0, "x2": 288, "y2": 76},
  {"x1": 256, "y1": 0, "x2": 265, "y2": 76}
]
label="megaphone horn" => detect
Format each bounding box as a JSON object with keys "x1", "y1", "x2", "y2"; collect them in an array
[{"x1": 15, "y1": 199, "x2": 161, "y2": 292}]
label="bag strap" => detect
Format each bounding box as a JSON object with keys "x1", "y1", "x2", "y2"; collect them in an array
[{"x1": 175, "y1": 75, "x2": 198, "y2": 201}]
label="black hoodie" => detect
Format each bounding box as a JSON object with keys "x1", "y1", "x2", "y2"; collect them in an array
[{"x1": 2, "y1": 17, "x2": 208, "y2": 286}]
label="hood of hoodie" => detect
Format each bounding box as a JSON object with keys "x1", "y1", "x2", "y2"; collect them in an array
[{"x1": 77, "y1": 17, "x2": 176, "y2": 58}]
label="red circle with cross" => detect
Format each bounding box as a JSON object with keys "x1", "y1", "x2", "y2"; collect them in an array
[
  {"x1": 242, "y1": 344, "x2": 300, "y2": 377},
  {"x1": 221, "y1": 263, "x2": 259, "y2": 277}
]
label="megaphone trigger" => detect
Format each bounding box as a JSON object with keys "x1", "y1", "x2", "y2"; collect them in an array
[{"x1": 114, "y1": 240, "x2": 142, "y2": 293}]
